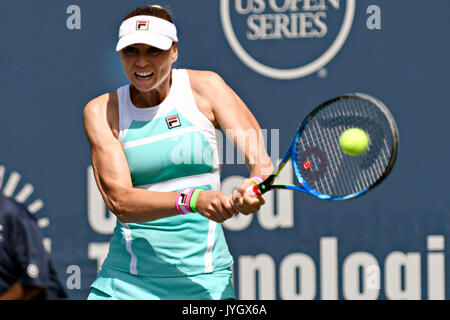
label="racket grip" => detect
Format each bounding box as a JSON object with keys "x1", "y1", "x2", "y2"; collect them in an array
[{"x1": 245, "y1": 184, "x2": 262, "y2": 197}]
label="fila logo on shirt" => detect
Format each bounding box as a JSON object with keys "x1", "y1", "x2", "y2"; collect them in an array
[
  {"x1": 136, "y1": 20, "x2": 149, "y2": 30},
  {"x1": 166, "y1": 115, "x2": 181, "y2": 129}
]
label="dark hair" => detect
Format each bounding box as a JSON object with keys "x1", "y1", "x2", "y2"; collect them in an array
[{"x1": 123, "y1": 4, "x2": 174, "y2": 23}]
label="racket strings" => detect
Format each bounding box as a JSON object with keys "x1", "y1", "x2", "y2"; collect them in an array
[{"x1": 295, "y1": 97, "x2": 393, "y2": 197}]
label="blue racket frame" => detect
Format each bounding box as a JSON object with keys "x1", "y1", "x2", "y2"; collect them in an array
[
  {"x1": 256, "y1": 93, "x2": 398, "y2": 201},
  {"x1": 262, "y1": 119, "x2": 368, "y2": 201}
]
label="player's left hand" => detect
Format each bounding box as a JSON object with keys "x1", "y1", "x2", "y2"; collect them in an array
[{"x1": 231, "y1": 179, "x2": 265, "y2": 215}]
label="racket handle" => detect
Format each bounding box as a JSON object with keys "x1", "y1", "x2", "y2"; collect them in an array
[{"x1": 245, "y1": 184, "x2": 262, "y2": 197}]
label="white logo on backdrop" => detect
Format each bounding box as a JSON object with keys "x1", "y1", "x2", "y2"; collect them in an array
[
  {"x1": 0, "y1": 165, "x2": 51, "y2": 252},
  {"x1": 220, "y1": 0, "x2": 356, "y2": 79}
]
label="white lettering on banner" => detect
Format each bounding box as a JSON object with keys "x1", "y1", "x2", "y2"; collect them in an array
[
  {"x1": 320, "y1": 237, "x2": 338, "y2": 299},
  {"x1": 220, "y1": 0, "x2": 355, "y2": 79},
  {"x1": 268, "y1": 0, "x2": 290, "y2": 13},
  {"x1": 247, "y1": 11, "x2": 328, "y2": 40},
  {"x1": 241, "y1": 0, "x2": 337, "y2": 40},
  {"x1": 236, "y1": 236, "x2": 446, "y2": 300},
  {"x1": 427, "y1": 235, "x2": 445, "y2": 300},
  {"x1": 235, "y1": 0, "x2": 339, "y2": 15},
  {"x1": 385, "y1": 252, "x2": 421, "y2": 300},
  {"x1": 239, "y1": 254, "x2": 276, "y2": 299},
  {"x1": 343, "y1": 252, "x2": 380, "y2": 300},
  {"x1": 235, "y1": 0, "x2": 265, "y2": 14},
  {"x1": 280, "y1": 253, "x2": 316, "y2": 299}
]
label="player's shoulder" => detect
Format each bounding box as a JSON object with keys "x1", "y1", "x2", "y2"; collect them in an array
[
  {"x1": 186, "y1": 69, "x2": 222, "y2": 81},
  {"x1": 83, "y1": 91, "x2": 118, "y2": 120},
  {"x1": 186, "y1": 69, "x2": 228, "y2": 95}
]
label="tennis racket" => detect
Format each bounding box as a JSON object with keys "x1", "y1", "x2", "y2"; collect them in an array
[{"x1": 247, "y1": 93, "x2": 399, "y2": 200}]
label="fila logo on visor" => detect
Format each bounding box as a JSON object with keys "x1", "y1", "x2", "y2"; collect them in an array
[
  {"x1": 136, "y1": 20, "x2": 149, "y2": 30},
  {"x1": 166, "y1": 115, "x2": 181, "y2": 129}
]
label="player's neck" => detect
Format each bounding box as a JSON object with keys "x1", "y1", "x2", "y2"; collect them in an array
[{"x1": 130, "y1": 72, "x2": 172, "y2": 108}]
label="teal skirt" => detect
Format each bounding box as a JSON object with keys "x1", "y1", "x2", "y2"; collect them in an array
[{"x1": 88, "y1": 266, "x2": 235, "y2": 300}]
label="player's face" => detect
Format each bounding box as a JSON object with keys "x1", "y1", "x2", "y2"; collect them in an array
[{"x1": 119, "y1": 43, "x2": 178, "y2": 93}]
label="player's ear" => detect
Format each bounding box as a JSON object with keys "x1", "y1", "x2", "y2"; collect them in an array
[{"x1": 171, "y1": 42, "x2": 178, "y2": 63}]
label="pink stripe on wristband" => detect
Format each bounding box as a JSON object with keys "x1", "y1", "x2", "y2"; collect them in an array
[
  {"x1": 250, "y1": 176, "x2": 264, "y2": 183},
  {"x1": 175, "y1": 188, "x2": 195, "y2": 215}
]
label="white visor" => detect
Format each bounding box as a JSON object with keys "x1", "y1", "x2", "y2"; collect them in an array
[{"x1": 116, "y1": 15, "x2": 178, "y2": 52}]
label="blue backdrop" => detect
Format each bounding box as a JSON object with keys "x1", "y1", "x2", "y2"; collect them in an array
[{"x1": 0, "y1": 0, "x2": 448, "y2": 300}]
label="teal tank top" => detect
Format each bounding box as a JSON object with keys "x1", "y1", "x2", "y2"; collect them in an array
[{"x1": 100, "y1": 69, "x2": 233, "y2": 277}]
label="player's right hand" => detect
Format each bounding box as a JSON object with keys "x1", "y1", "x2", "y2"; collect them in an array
[{"x1": 195, "y1": 191, "x2": 238, "y2": 223}]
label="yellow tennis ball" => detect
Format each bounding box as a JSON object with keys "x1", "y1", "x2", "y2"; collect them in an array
[{"x1": 339, "y1": 128, "x2": 369, "y2": 156}]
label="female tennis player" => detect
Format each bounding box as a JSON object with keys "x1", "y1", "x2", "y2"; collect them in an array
[{"x1": 83, "y1": 5, "x2": 273, "y2": 300}]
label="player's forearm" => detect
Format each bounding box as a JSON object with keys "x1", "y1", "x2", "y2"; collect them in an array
[
  {"x1": 93, "y1": 165, "x2": 180, "y2": 223},
  {"x1": 230, "y1": 127, "x2": 273, "y2": 178},
  {"x1": 246, "y1": 142, "x2": 274, "y2": 179},
  {"x1": 248, "y1": 154, "x2": 274, "y2": 178},
  {"x1": 107, "y1": 187, "x2": 180, "y2": 223}
]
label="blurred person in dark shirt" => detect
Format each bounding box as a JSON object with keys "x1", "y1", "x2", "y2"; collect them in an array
[{"x1": 0, "y1": 193, "x2": 67, "y2": 300}]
